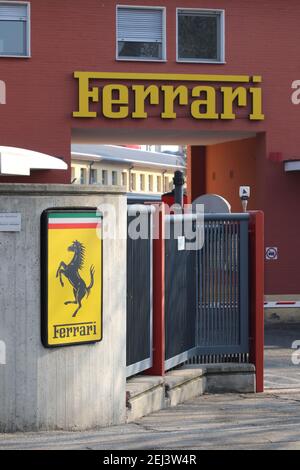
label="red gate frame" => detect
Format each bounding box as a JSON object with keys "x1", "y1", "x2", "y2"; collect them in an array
[{"x1": 249, "y1": 211, "x2": 265, "y2": 392}]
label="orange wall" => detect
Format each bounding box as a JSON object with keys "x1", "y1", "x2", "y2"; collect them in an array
[{"x1": 206, "y1": 138, "x2": 258, "y2": 212}]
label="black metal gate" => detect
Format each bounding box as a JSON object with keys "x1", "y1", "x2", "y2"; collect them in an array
[
  {"x1": 165, "y1": 213, "x2": 249, "y2": 371},
  {"x1": 126, "y1": 205, "x2": 153, "y2": 377},
  {"x1": 165, "y1": 214, "x2": 198, "y2": 370}
]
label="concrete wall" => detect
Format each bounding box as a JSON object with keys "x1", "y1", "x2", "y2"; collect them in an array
[{"x1": 0, "y1": 184, "x2": 127, "y2": 432}]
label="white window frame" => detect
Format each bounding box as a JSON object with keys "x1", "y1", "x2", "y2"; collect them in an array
[
  {"x1": 0, "y1": 1, "x2": 31, "y2": 58},
  {"x1": 176, "y1": 8, "x2": 225, "y2": 64},
  {"x1": 116, "y1": 4, "x2": 167, "y2": 62}
]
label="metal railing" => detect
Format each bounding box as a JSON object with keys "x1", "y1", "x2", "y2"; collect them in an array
[{"x1": 126, "y1": 205, "x2": 153, "y2": 378}]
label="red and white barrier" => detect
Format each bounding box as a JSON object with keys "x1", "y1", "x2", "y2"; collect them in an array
[{"x1": 264, "y1": 301, "x2": 300, "y2": 308}]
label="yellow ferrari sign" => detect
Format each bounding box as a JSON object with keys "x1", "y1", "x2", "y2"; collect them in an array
[{"x1": 41, "y1": 209, "x2": 103, "y2": 347}]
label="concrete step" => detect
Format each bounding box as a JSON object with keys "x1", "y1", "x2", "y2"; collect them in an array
[
  {"x1": 126, "y1": 363, "x2": 256, "y2": 423},
  {"x1": 164, "y1": 367, "x2": 206, "y2": 408},
  {"x1": 126, "y1": 376, "x2": 165, "y2": 423}
]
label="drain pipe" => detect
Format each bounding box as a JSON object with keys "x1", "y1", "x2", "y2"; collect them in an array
[
  {"x1": 88, "y1": 161, "x2": 94, "y2": 185},
  {"x1": 129, "y1": 165, "x2": 134, "y2": 192}
]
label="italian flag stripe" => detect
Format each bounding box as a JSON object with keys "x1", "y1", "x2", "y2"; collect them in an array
[
  {"x1": 49, "y1": 213, "x2": 101, "y2": 219},
  {"x1": 49, "y1": 223, "x2": 100, "y2": 229},
  {"x1": 49, "y1": 218, "x2": 101, "y2": 224},
  {"x1": 48, "y1": 213, "x2": 101, "y2": 230}
]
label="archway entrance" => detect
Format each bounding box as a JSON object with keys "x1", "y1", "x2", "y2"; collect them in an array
[{"x1": 71, "y1": 127, "x2": 265, "y2": 390}]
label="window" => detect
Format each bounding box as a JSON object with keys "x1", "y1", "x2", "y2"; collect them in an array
[
  {"x1": 140, "y1": 175, "x2": 145, "y2": 191},
  {"x1": 112, "y1": 170, "x2": 118, "y2": 185},
  {"x1": 102, "y1": 170, "x2": 108, "y2": 185},
  {"x1": 117, "y1": 6, "x2": 166, "y2": 61},
  {"x1": 157, "y1": 175, "x2": 162, "y2": 193},
  {"x1": 148, "y1": 175, "x2": 153, "y2": 192},
  {"x1": 164, "y1": 176, "x2": 169, "y2": 192},
  {"x1": 177, "y1": 9, "x2": 224, "y2": 63},
  {"x1": 164, "y1": 176, "x2": 173, "y2": 192},
  {"x1": 90, "y1": 169, "x2": 97, "y2": 184},
  {"x1": 122, "y1": 172, "x2": 128, "y2": 188},
  {"x1": 131, "y1": 173, "x2": 136, "y2": 191},
  {"x1": 0, "y1": 2, "x2": 30, "y2": 57},
  {"x1": 80, "y1": 168, "x2": 86, "y2": 185},
  {"x1": 140, "y1": 174, "x2": 145, "y2": 191}
]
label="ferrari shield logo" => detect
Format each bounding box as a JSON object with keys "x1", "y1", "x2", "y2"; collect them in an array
[{"x1": 41, "y1": 209, "x2": 103, "y2": 347}]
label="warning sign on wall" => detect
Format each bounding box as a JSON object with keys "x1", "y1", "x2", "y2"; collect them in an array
[
  {"x1": 41, "y1": 209, "x2": 103, "y2": 348},
  {"x1": 265, "y1": 247, "x2": 278, "y2": 260}
]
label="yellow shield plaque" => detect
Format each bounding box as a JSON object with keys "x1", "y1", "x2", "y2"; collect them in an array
[{"x1": 41, "y1": 209, "x2": 103, "y2": 347}]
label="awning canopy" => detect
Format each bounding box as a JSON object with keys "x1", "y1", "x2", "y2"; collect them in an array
[
  {"x1": 284, "y1": 160, "x2": 300, "y2": 172},
  {"x1": 0, "y1": 146, "x2": 68, "y2": 176}
]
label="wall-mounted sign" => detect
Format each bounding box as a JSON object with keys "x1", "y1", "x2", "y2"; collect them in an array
[
  {"x1": 177, "y1": 236, "x2": 185, "y2": 251},
  {"x1": 73, "y1": 72, "x2": 264, "y2": 121},
  {"x1": 266, "y1": 247, "x2": 278, "y2": 261},
  {"x1": 239, "y1": 186, "x2": 251, "y2": 200},
  {"x1": 0, "y1": 213, "x2": 21, "y2": 232},
  {"x1": 41, "y1": 209, "x2": 103, "y2": 348},
  {"x1": 0, "y1": 80, "x2": 6, "y2": 104}
]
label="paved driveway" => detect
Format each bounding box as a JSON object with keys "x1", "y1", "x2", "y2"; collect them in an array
[
  {"x1": 1, "y1": 324, "x2": 300, "y2": 450},
  {"x1": 1, "y1": 391, "x2": 300, "y2": 450},
  {"x1": 265, "y1": 323, "x2": 300, "y2": 389}
]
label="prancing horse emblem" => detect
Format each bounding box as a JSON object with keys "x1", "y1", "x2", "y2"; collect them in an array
[{"x1": 56, "y1": 240, "x2": 95, "y2": 317}]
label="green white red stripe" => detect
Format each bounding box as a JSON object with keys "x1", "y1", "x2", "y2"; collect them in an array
[{"x1": 48, "y1": 212, "x2": 102, "y2": 229}]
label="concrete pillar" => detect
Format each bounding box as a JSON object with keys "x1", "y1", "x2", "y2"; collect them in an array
[{"x1": 0, "y1": 184, "x2": 127, "y2": 432}]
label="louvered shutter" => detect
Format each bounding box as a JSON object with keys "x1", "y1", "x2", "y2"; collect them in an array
[
  {"x1": 117, "y1": 8, "x2": 163, "y2": 43},
  {"x1": 0, "y1": 3, "x2": 28, "y2": 20}
]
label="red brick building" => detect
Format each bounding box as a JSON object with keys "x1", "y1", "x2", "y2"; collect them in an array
[{"x1": 0, "y1": 0, "x2": 300, "y2": 295}]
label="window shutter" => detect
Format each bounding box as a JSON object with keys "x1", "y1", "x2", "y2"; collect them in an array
[
  {"x1": 178, "y1": 9, "x2": 219, "y2": 18},
  {"x1": 117, "y1": 8, "x2": 163, "y2": 43},
  {"x1": 0, "y1": 4, "x2": 28, "y2": 20}
]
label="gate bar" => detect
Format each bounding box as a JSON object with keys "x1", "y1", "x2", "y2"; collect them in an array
[{"x1": 145, "y1": 203, "x2": 166, "y2": 376}]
